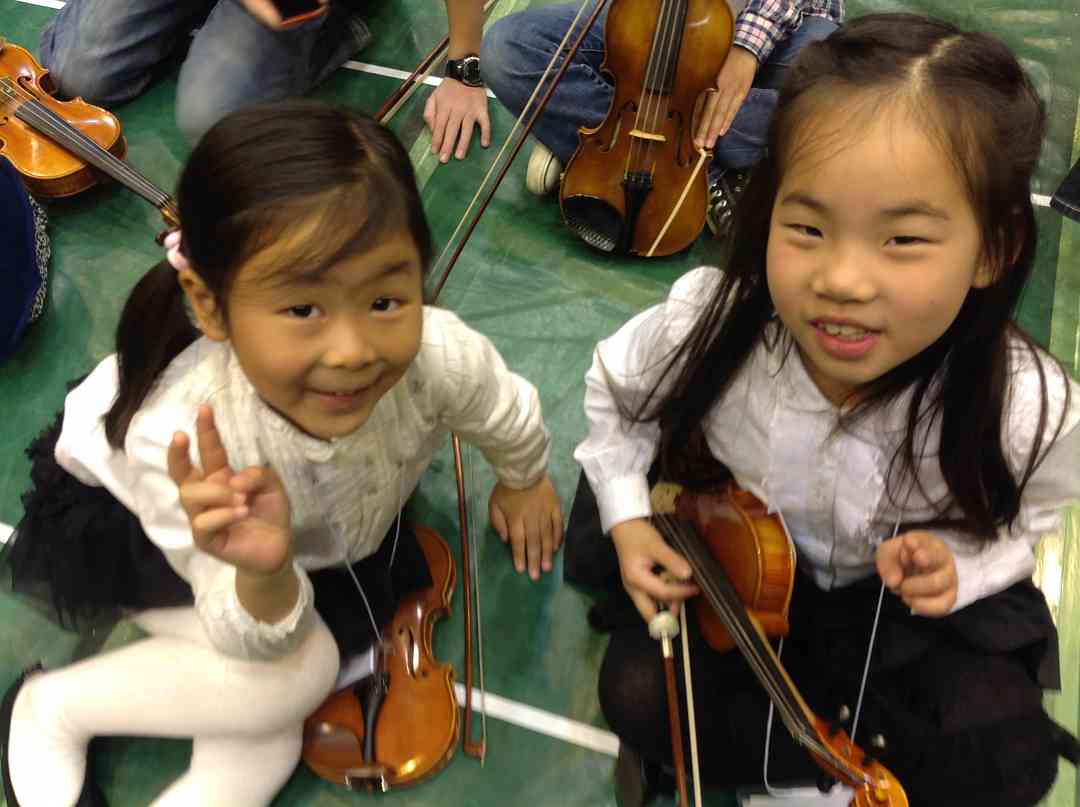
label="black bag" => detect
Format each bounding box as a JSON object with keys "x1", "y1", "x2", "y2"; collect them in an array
[{"x1": 0, "y1": 155, "x2": 50, "y2": 360}]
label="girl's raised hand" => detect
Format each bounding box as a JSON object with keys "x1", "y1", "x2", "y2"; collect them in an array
[
  {"x1": 875, "y1": 530, "x2": 958, "y2": 617},
  {"x1": 489, "y1": 474, "x2": 564, "y2": 581},
  {"x1": 167, "y1": 405, "x2": 292, "y2": 577},
  {"x1": 610, "y1": 517, "x2": 698, "y2": 623}
]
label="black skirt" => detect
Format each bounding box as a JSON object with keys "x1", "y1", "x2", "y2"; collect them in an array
[{"x1": 3, "y1": 410, "x2": 431, "y2": 660}]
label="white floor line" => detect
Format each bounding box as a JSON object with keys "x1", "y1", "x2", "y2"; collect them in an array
[
  {"x1": 454, "y1": 682, "x2": 619, "y2": 758},
  {"x1": 343, "y1": 60, "x2": 497, "y2": 99},
  {"x1": 16, "y1": 0, "x2": 64, "y2": 7},
  {"x1": 0, "y1": 523, "x2": 11, "y2": 544}
]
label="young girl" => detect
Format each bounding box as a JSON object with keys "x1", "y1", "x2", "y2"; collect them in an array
[
  {"x1": 572, "y1": 14, "x2": 1080, "y2": 806},
  {"x1": 1, "y1": 100, "x2": 562, "y2": 806}
]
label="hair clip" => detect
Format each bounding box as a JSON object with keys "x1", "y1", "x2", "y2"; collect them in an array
[{"x1": 163, "y1": 229, "x2": 191, "y2": 272}]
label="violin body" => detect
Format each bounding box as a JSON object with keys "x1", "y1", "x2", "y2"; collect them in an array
[
  {"x1": 0, "y1": 39, "x2": 125, "y2": 198},
  {"x1": 652, "y1": 482, "x2": 908, "y2": 806},
  {"x1": 670, "y1": 483, "x2": 795, "y2": 651},
  {"x1": 302, "y1": 526, "x2": 459, "y2": 790},
  {"x1": 559, "y1": 0, "x2": 732, "y2": 256}
]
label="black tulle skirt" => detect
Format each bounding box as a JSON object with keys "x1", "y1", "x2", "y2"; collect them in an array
[{"x1": 3, "y1": 410, "x2": 431, "y2": 659}]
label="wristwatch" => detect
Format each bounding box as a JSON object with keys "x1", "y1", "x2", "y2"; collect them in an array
[{"x1": 445, "y1": 54, "x2": 483, "y2": 88}]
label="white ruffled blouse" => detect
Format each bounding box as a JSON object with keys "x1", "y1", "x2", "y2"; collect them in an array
[
  {"x1": 574, "y1": 267, "x2": 1080, "y2": 612},
  {"x1": 56, "y1": 306, "x2": 550, "y2": 660}
]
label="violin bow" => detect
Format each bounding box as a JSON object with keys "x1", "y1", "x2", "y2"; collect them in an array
[{"x1": 370, "y1": 0, "x2": 607, "y2": 764}]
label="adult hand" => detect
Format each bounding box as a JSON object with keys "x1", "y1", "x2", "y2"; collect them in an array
[
  {"x1": 876, "y1": 530, "x2": 959, "y2": 617},
  {"x1": 239, "y1": 0, "x2": 329, "y2": 30},
  {"x1": 694, "y1": 46, "x2": 758, "y2": 150},
  {"x1": 425, "y1": 79, "x2": 491, "y2": 163}
]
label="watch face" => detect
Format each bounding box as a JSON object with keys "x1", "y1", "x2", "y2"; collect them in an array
[{"x1": 462, "y1": 56, "x2": 481, "y2": 84}]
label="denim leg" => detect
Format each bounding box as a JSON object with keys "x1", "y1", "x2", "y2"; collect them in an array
[
  {"x1": 39, "y1": 0, "x2": 213, "y2": 105},
  {"x1": 711, "y1": 17, "x2": 839, "y2": 172},
  {"x1": 176, "y1": 0, "x2": 337, "y2": 144},
  {"x1": 481, "y1": 1, "x2": 612, "y2": 165}
]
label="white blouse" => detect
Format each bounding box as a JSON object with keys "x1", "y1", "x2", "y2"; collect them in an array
[
  {"x1": 56, "y1": 306, "x2": 550, "y2": 660},
  {"x1": 574, "y1": 267, "x2": 1080, "y2": 612}
]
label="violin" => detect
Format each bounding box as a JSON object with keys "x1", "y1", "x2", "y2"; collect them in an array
[
  {"x1": 301, "y1": 526, "x2": 459, "y2": 791},
  {"x1": 559, "y1": 0, "x2": 733, "y2": 256},
  {"x1": 650, "y1": 481, "x2": 908, "y2": 807},
  {"x1": 0, "y1": 39, "x2": 178, "y2": 225}
]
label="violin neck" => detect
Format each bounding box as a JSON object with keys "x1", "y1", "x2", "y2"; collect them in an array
[
  {"x1": 3, "y1": 78, "x2": 176, "y2": 217},
  {"x1": 657, "y1": 515, "x2": 868, "y2": 785}
]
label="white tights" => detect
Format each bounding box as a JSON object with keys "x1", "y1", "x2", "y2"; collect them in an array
[{"x1": 8, "y1": 607, "x2": 340, "y2": 806}]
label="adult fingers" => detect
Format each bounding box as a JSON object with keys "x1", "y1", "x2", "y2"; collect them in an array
[
  {"x1": 694, "y1": 88, "x2": 722, "y2": 148},
  {"x1": 440, "y1": 110, "x2": 466, "y2": 163}
]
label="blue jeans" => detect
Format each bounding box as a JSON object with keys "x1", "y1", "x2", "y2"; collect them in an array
[
  {"x1": 40, "y1": 0, "x2": 370, "y2": 143},
  {"x1": 481, "y1": 2, "x2": 838, "y2": 172}
]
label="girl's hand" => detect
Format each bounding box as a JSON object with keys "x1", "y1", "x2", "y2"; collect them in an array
[
  {"x1": 610, "y1": 518, "x2": 699, "y2": 623},
  {"x1": 167, "y1": 405, "x2": 292, "y2": 578},
  {"x1": 875, "y1": 531, "x2": 958, "y2": 616},
  {"x1": 489, "y1": 474, "x2": 563, "y2": 581}
]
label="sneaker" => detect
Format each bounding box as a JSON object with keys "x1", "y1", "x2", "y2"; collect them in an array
[
  {"x1": 526, "y1": 142, "x2": 563, "y2": 196},
  {"x1": 705, "y1": 168, "x2": 750, "y2": 240}
]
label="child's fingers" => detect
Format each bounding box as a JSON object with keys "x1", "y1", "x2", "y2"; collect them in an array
[
  {"x1": 179, "y1": 480, "x2": 244, "y2": 515},
  {"x1": 551, "y1": 508, "x2": 565, "y2": 552},
  {"x1": 195, "y1": 405, "x2": 231, "y2": 477},
  {"x1": 525, "y1": 515, "x2": 542, "y2": 580},
  {"x1": 490, "y1": 504, "x2": 510, "y2": 544},
  {"x1": 875, "y1": 538, "x2": 906, "y2": 588},
  {"x1": 191, "y1": 505, "x2": 249, "y2": 545},
  {"x1": 167, "y1": 432, "x2": 195, "y2": 485},
  {"x1": 509, "y1": 516, "x2": 527, "y2": 574},
  {"x1": 230, "y1": 465, "x2": 280, "y2": 495},
  {"x1": 899, "y1": 564, "x2": 957, "y2": 600},
  {"x1": 904, "y1": 589, "x2": 956, "y2": 617},
  {"x1": 538, "y1": 511, "x2": 556, "y2": 574}
]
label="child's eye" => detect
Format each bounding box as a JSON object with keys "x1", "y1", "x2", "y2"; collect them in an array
[
  {"x1": 787, "y1": 224, "x2": 823, "y2": 238},
  {"x1": 285, "y1": 304, "x2": 321, "y2": 319},
  {"x1": 372, "y1": 297, "x2": 400, "y2": 313},
  {"x1": 886, "y1": 235, "x2": 928, "y2": 247}
]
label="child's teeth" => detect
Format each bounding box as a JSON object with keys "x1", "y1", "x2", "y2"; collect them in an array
[{"x1": 822, "y1": 323, "x2": 868, "y2": 338}]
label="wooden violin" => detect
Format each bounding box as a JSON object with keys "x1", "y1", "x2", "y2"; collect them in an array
[
  {"x1": 650, "y1": 481, "x2": 908, "y2": 807},
  {"x1": 559, "y1": 0, "x2": 733, "y2": 256},
  {"x1": 301, "y1": 526, "x2": 460, "y2": 791},
  {"x1": 0, "y1": 38, "x2": 178, "y2": 225}
]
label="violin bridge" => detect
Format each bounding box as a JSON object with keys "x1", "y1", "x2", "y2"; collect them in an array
[{"x1": 629, "y1": 129, "x2": 667, "y2": 143}]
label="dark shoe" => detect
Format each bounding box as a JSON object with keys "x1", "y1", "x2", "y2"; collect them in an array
[
  {"x1": 614, "y1": 743, "x2": 675, "y2": 807},
  {"x1": 706, "y1": 169, "x2": 750, "y2": 240},
  {"x1": 1, "y1": 664, "x2": 106, "y2": 807}
]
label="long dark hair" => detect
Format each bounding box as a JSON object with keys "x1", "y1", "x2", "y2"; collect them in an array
[
  {"x1": 104, "y1": 101, "x2": 434, "y2": 447},
  {"x1": 636, "y1": 14, "x2": 1069, "y2": 541}
]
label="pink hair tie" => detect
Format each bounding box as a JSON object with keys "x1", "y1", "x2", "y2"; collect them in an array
[{"x1": 163, "y1": 229, "x2": 191, "y2": 272}]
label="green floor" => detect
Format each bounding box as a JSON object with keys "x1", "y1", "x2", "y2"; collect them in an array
[{"x1": 1, "y1": 0, "x2": 1079, "y2": 805}]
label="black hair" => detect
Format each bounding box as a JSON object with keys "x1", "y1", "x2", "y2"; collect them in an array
[
  {"x1": 105, "y1": 100, "x2": 433, "y2": 446},
  {"x1": 633, "y1": 14, "x2": 1070, "y2": 541}
]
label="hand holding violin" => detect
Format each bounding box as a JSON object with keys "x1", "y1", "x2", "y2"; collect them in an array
[
  {"x1": 875, "y1": 531, "x2": 958, "y2": 617},
  {"x1": 489, "y1": 474, "x2": 563, "y2": 580},
  {"x1": 693, "y1": 46, "x2": 759, "y2": 150},
  {"x1": 610, "y1": 517, "x2": 699, "y2": 622},
  {"x1": 168, "y1": 404, "x2": 298, "y2": 622}
]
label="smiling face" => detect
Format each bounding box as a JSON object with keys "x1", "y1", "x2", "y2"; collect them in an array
[
  {"x1": 765, "y1": 104, "x2": 993, "y2": 406},
  {"x1": 189, "y1": 223, "x2": 425, "y2": 440}
]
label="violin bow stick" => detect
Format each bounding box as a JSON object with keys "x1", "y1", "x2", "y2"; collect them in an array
[
  {"x1": 375, "y1": 0, "x2": 500, "y2": 126},
  {"x1": 429, "y1": 0, "x2": 611, "y2": 299}
]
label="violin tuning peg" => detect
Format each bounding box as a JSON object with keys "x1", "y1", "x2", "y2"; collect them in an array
[
  {"x1": 871, "y1": 733, "x2": 887, "y2": 751},
  {"x1": 836, "y1": 704, "x2": 851, "y2": 723}
]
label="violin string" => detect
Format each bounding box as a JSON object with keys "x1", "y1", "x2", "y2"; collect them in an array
[
  {"x1": 1, "y1": 80, "x2": 171, "y2": 206},
  {"x1": 654, "y1": 512, "x2": 871, "y2": 784},
  {"x1": 849, "y1": 510, "x2": 903, "y2": 745},
  {"x1": 630, "y1": 0, "x2": 672, "y2": 175},
  {"x1": 653, "y1": 515, "x2": 806, "y2": 732},
  {"x1": 648, "y1": 0, "x2": 682, "y2": 169}
]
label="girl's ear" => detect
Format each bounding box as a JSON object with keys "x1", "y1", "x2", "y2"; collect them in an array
[
  {"x1": 972, "y1": 256, "x2": 996, "y2": 289},
  {"x1": 178, "y1": 269, "x2": 228, "y2": 341}
]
